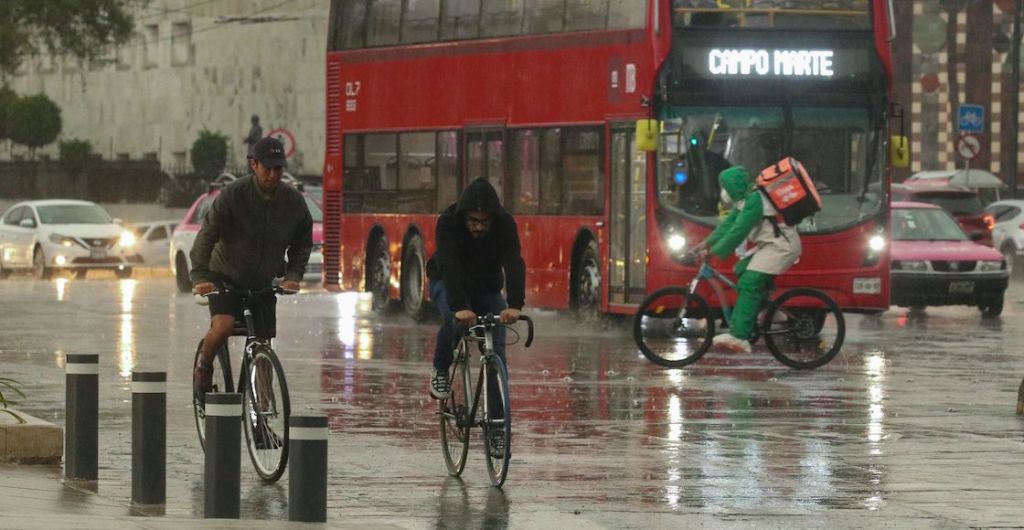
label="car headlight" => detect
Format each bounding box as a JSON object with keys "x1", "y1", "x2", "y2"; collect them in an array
[
  {"x1": 48, "y1": 233, "x2": 78, "y2": 247},
  {"x1": 894, "y1": 260, "x2": 928, "y2": 271},
  {"x1": 119, "y1": 231, "x2": 136, "y2": 248},
  {"x1": 978, "y1": 260, "x2": 1004, "y2": 272}
]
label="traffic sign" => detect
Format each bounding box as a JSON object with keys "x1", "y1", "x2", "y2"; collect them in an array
[
  {"x1": 266, "y1": 128, "x2": 297, "y2": 158},
  {"x1": 957, "y1": 104, "x2": 985, "y2": 133},
  {"x1": 957, "y1": 134, "x2": 981, "y2": 160}
]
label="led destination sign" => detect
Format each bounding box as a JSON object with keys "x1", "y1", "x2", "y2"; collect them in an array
[{"x1": 708, "y1": 48, "x2": 835, "y2": 77}]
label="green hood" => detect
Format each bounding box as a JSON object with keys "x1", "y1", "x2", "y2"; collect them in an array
[{"x1": 719, "y1": 166, "x2": 752, "y2": 203}]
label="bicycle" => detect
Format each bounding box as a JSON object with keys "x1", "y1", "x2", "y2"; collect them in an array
[
  {"x1": 633, "y1": 254, "x2": 845, "y2": 370},
  {"x1": 439, "y1": 313, "x2": 534, "y2": 488},
  {"x1": 192, "y1": 285, "x2": 293, "y2": 482}
]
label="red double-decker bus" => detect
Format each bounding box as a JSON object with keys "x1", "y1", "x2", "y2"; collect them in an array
[{"x1": 322, "y1": 0, "x2": 903, "y2": 318}]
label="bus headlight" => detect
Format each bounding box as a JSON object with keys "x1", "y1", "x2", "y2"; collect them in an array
[
  {"x1": 666, "y1": 234, "x2": 687, "y2": 253},
  {"x1": 119, "y1": 231, "x2": 136, "y2": 248},
  {"x1": 863, "y1": 228, "x2": 886, "y2": 267},
  {"x1": 868, "y1": 235, "x2": 885, "y2": 252}
]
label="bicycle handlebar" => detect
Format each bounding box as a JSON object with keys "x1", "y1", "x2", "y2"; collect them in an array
[
  {"x1": 193, "y1": 284, "x2": 296, "y2": 305},
  {"x1": 468, "y1": 313, "x2": 534, "y2": 348}
]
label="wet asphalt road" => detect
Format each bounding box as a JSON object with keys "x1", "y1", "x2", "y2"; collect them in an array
[{"x1": 1, "y1": 273, "x2": 1023, "y2": 527}]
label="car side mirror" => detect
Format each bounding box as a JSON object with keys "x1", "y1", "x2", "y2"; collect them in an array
[
  {"x1": 968, "y1": 231, "x2": 985, "y2": 242},
  {"x1": 18, "y1": 218, "x2": 35, "y2": 228}
]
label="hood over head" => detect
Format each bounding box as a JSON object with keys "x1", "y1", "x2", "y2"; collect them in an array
[
  {"x1": 719, "y1": 166, "x2": 752, "y2": 203},
  {"x1": 456, "y1": 177, "x2": 503, "y2": 217}
]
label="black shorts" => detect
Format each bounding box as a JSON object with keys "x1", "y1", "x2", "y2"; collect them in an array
[{"x1": 208, "y1": 288, "x2": 277, "y2": 338}]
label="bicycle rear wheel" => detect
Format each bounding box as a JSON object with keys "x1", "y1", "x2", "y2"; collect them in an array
[
  {"x1": 763, "y1": 288, "x2": 845, "y2": 370},
  {"x1": 241, "y1": 344, "x2": 290, "y2": 482},
  {"x1": 193, "y1": 340, "x2": 232, "y2": 451},
  {"x1": 483, "y1": 355, "x2": 511, "y2": 487},
  {"x1": 439, "y1": 341, "x2": 471, "y2": 476},
  {"x1": 633, "y1": 286, "x2": 714, "y2": 368}
]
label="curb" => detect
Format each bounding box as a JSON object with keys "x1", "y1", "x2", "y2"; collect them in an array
[{"x1": 0, "y1": 408, "x2": 63, "y2": 464}]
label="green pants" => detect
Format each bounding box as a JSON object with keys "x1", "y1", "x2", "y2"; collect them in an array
[{"x1": 730, "y1": 257, "x2": 773, "y2": 340}]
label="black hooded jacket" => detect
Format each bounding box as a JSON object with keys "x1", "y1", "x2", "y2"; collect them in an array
[{"x1": 426, "y1": 178, "x2": 526, "y2": 312}]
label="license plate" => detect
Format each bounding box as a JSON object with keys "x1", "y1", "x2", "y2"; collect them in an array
[
  {"x1": 948, "y1": 281, "x2": 974, "y2": 294},
  {"x1": 90, "y1": 249, "x2": 107, "y2": 259}
]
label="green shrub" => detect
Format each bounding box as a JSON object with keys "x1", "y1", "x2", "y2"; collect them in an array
[
  {"x1": 59, "y1": 137, "x2": 94, "y2": 176},
  {"x1": 190, "y1": 129, "x2": 229, "y2": 179}
]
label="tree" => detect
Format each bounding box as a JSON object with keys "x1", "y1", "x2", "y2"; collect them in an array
[
  {"x1": 59, "y1": 138, "x2": 94, "y2": 176},
  {"x1": 191, "y1": 130, "x2": 229, "y2": 179},
  {"x1": 0, "y1": 1, "x2": 136, "y2": 77},
  {"x1": 9, "y1": 93, "x2": 62, "y2": 159},
  {"x1": 0, "y1": 86, "x2": 17, "y2": 145}
]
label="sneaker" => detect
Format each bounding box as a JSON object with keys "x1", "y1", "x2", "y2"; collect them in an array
[
  {"x1": 193, "y1": 360, "x2": 213, "y2": 404},
  {"x1": 488, "y1": 429, "x2": 506, "y2": 459},
  {"x1": 430, "y1": 367, "x2": 451, "y2": 399},
  {"x1": 712, "y1": 333, "x2": 752, "y2": 353}
]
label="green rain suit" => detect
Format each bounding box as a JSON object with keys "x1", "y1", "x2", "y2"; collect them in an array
[{"x1": 704, "y1": 166, "x2": 802, "y2": 340}]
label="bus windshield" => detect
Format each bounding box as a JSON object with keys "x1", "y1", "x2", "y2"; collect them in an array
[
  {"x1": 656, "y1": 105, "x2": 885, "y2": 232},
  {"x1": 672, "y1": 0, "x2": 870, "y2": 30}
]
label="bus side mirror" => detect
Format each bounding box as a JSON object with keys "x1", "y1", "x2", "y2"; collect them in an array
[
  {"x1": 635, "y1": 119, "x2": 660, "y2": 152},
  {"x1": 890, "y1": 135, "x2": 909, "y2": 169}
]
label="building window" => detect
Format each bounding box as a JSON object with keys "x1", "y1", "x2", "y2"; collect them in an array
[
  {"x1": 145, "y1": 24, "x2": 160, "y2": 68},
  {"x1": 171, "y1": 22, "x2": 193, "y2": 66}
]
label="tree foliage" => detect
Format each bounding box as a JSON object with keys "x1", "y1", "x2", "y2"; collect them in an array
[
  {"x1": 59, "y1": 138, "x2": 95, "y2": 176},
  {"x1": 0, "y1": 0, "x2": 136, "y2": 76},
  {"x1": 9, "y1": 93, "x2": 62, "y2": 158},
  {"x1": 191, "y1": 129, "x2": 229, "y2": 179},
  {"x1": 0, "y1": 86, "x2": 18, "y2": 143}
]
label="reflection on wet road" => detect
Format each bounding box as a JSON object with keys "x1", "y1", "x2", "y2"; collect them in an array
[{"x1": 0, "y1": 277, "x2": 1023, "y2": 526}]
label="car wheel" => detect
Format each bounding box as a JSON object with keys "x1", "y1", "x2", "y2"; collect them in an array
[
  {"x1": 979, "y1": 294, "x2": 1004, "y2": 318},
  {"x1": 400, "y1": 235, "x2": 428, "y2": 320},
  {"x1": 175, "y1": 254, "x2": 191, "y2": 293},
  {"x1": 32, "y1": 247, "x2": 52, "y2": 280},
  {"x1": 74, "y1": 269, "x2": 87, "y2": 279},
  {"x1": 115, "y1": 267, "x2": 133, "y2": 279},
  {"x1": 0, "y1": 258, "x2": 11, "y2": 280}
]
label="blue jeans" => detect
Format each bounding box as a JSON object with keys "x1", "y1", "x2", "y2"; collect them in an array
[{"x1": 431, "y1": 280, "x2": 507, "y2": 371}]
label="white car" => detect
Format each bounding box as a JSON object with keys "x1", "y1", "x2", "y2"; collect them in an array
[
  {"x1": 129, "y1": 220, "x2": 178, "y2": 268},
  {"x1": 0, "y1": 200, "x2": 139, "y2": 279},
  {"x1": 983, "y1": 199, "x2": 1024, "y2": 276}
]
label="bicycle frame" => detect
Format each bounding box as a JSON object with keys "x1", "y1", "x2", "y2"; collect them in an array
[
  {"x1": 460, "y1": 324, "x2": 501, "y2": 433},
  {"x1": 688, "y1": 260, "x2": 740, "y2": 329}
]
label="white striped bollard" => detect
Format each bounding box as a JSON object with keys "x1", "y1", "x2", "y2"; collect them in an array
[
  {"x1": 204, "y1": 392, "x2": 241, "y2": 519},
  {"x1": 131, "y1": 371, "x2": 166, "y2": 505},
  {"x1": 288, "y1": 415, "x2": 328, "y2": 522},
  {"x1": 65, "y1": 354, "x2": 99, "y2": 481}
]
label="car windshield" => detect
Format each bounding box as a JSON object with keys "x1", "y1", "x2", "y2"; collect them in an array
[
  {"x1": 304, "y1": 196, "x2": 323, "y2": 223},
  {"x1": 656, "y1": 105, "x2": 885, "y2": 232},
  {"x1": 892, "y1": 208, "x2": 967, "y2": 241},
  {"x1": 904, "y1": 192, "x2": 984, "y2": 215},
  {"x1": 36, "y1": 204, "x2": 111, "y2": 224}
]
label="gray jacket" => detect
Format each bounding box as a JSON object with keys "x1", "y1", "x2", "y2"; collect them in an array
[{"x1": 190, "y1": 175, "x2": 313, "y2": 288}]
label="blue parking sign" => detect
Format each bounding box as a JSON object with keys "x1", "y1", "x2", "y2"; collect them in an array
[{"x1": 958, "y1": 104, "x2": 985, "y2": 133}]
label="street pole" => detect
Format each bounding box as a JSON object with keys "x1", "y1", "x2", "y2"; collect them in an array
[{"x1": 1010, "y1": 0, "x2": 1022, "y2": 197}]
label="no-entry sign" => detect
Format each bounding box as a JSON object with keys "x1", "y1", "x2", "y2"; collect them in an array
[{"x1": 956, "y1": 134, "x2": 981, "y2": 160}]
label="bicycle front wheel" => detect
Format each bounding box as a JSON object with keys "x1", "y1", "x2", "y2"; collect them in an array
[
  {"x1": 483, "y1": 355, "x2": 511, "y2": 487},
  {"x1": 241, "y1": 344, "x2": 291, "y2": 482},
  {"x1": 633, "y1": 287, "x2": 714, "y2": 368},
  {"x1": 763, "y1": 288, "x2": 845, "y2": 370},
  {"x1": 193, "y1": 340, "x2": 232, "y2": 451},
  {"x1": 440, "y1": 341, "x2": 471, "y2": 476}
]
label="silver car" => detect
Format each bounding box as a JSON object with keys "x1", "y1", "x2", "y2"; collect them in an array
[{"x1": 984, "y1": 199, "x2": 1024, "y2": 276}]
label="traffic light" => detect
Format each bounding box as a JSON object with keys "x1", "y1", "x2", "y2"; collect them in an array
[{"x1": 673, "y1": 157, "x2": 688, "y2": 185}]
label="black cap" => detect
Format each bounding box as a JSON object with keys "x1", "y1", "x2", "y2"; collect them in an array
[{"x1": 251, "y1": 137, "x2": 287, "y2": 168}]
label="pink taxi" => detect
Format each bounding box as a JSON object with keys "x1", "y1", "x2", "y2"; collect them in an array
[{"x1": 890, "y1": 201, "x2": 1008, "y2": 317}]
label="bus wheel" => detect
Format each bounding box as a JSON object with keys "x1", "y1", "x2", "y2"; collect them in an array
[
  {"x1": 401, "y1": 235, "x2": 428, "y2": 320},
  {"x1": 368, "y1": 237, "x2": 392, "y2": 312},
  {"x1": 572, "y1": 240, "x2": 601, "y2": 322}
]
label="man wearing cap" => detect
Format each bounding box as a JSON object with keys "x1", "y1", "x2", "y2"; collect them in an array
[{"x1": 191, "y1": 136, "x2": 313, "y2": 401}]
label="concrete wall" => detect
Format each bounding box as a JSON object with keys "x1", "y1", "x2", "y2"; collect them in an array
[{"x1": 5, "y1": 0, "x2": 327, "y2": 177}]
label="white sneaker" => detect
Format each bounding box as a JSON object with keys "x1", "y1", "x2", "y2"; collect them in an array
[
  {"x1": 712, "y1": 333, "x2": 752, "y2": 353},
  {"x1": 429, "y1": 367, "x2": 451, "y2": 399}
]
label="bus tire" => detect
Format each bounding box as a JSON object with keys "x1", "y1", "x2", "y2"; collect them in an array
[
  {"x1": 401, "y1": 234, "x2": 429, "y2": 321},
  {"x1": 572, "y1": 239, "x2": 601, "y2": 323},
  {"x1": 368, "y1": 236, "x2": 393, "y2": 313}
]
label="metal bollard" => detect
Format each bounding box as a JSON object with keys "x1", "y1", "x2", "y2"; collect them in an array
[
  {"x1": 131, "y1": 371, "x2": 166, "y2": 505},
  {"x1": 288, "y1": 415, "x2": 328, "y2": 522},
  {"x1": 204, "y1": 392, "x2": 241, "y2": 519},
  {"x1": 65, "y1": 354, "x2": 99, "y2": 481},
  {"x1": 1016, "y1": 377, "x2": 1024, "y2": 415}
]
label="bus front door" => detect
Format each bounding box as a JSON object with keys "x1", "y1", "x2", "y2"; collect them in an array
[{"x1": 609, "y1": 126, "x2": 647, "y2": 305}]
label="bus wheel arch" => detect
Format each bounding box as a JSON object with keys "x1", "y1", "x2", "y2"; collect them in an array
[
  {"x1": 400, "y1": 229, "x2": 429, "y2": 320},
  {"x1": 365, "y1": 228, "x2": 393, "y2": 312},
  {"x1": 570, "y1": 232, "x2": 601, "y2": 320}
]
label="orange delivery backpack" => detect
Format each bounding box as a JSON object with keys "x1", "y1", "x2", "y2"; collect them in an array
[{"x1": 755, "y1": 157, "x2": 822, "y2": 226}]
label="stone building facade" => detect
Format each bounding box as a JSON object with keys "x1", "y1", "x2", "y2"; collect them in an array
[{"x1": 5, "y1": 0, "x2": 327, "y2": 176}]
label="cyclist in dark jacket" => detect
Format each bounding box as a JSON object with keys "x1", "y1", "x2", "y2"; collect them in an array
[
  {"x1": 426, "y1": 177, "x2": 526, "y2": 400},
  {"x1": 191, "y1": 137, "x2": 313, "y2": 399}
]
